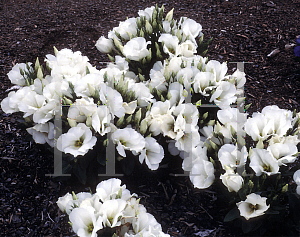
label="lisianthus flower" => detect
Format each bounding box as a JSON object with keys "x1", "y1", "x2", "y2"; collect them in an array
[
  {"x1": 99, "y1": 199, "x2": 127, "y2": 228},
  {"x1": 244, "y1": 114, "x2": 273, "y2": 141},
  {"x1": 95, "y1": 178, "x2": 132, "y2": 202},
  {"x1": 109, "y1": 18, "x2": 137, "y2": 41},
  {"x1": 182, "y1": 145, "x2": 208, "y2": 172},
  {"x1": 178, "y1": 40, "x2": 197, "y2": 57},
  {"x1": 218, "y1": 144, "x2": 247, "y2": 169},
  {"x1": 158, "y1": 33, "x2": 179, "y2": 56},
  {"x1": 7, "y1": 62, "x2": 33, "y2": 86},
  {"x1": 179, "y1": 17, "x2": 202, "y2": 40},
  {"x1": 95, "y1": 36, "x2": 114, "y2": 54},
  {"x1": 267, "y1": 143, "x2": 298, "y2": 165},
  {"x1": 57, "y1": 123, "x2": 97, "y2": 157},
  {"x1": 210, "y1": 81, "x2": 237, "y2": 109},
  {"x1": 91, "y1": 105, "x2": 111, "y2": 136},
  {"x1": 138, "y1": 6, "x2": 155, "y2": 20},
  {"x1": 193, "y1": 71, "x2": 216, "y2": 96},
  {"x1": 220, "y1": 166, "x2": 244, "y2": 192},
  {"x1": 26, "y1": 122, "x2": 54, "y2": 147},
  {"x1": 236, "y1": 193, "x2": 270, "y2": 220},
  {"x1": 123, "y1": 37, "x2": 150, "y2": 61},
  {"x1": 139, "y1": 137, "x2": 164, "y2": 170},
  {"x1": 74, "y1": 73, "x2": 104, "y2": 98},
  {"x1": 18, "y1": 90, "x2": 46, "y2": 117},
  {"x1": 249, "y1": 148, "x2": 279, "y2": 176},
  {"x1": 56, "y1": 192, "x2": 73, "y2": 213},
  {"x1": 150, "y1": 61, "x2": 167, "y2": 91},
  {"x1": 205, "y1": 60, "x2": 228, "y2": 84},
  {"x1": 190, "y1": 158, "x2": 215, "y2": 189},
  {"x1": 69, "y1": 206, "x2": 103, "y2": 237},
  {"x1": 112, "y1": 127, "x2": 146, "y2": 157}
]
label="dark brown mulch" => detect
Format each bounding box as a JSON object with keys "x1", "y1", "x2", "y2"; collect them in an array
[{"x1": 0, "y1": 0, "x2": 300, "y2": 236}]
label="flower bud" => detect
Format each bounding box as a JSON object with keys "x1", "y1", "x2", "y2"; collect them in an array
[
  {"x1": 145, "y1": 20, "x2": 153, "y2": 34},
  {"x1": 116, "y1": 115, "x2": 125, "y2": 127},
  {"x1": 67, "y1": 118, "x2": 77, "y2": 127},
  {"x1": 37, "y1": 66, "x2": 43, "y2": 80},
  {"x1": 86, "y1": 116, "x2": 92, "y2": 127},
  {"x1": 95, "y1": 36, "x2": 114, "y2": 54},
  {"x1": 165, "y1": 8, "x2": 174, "y2": 22},
  {"x1": 139, "y1": 119, "x2": 148, "y2": 135},
  {"x1": 282, "y1": 184, "x2": 288, "y2": 193},
  {"x1": 35, "y1": 57, "x2": 40, "y2": 72},
  {"x1": 53, "y1": 46, "x2": 59, "y2": 56},
  {"x1": 134, "y1": 108, "x2": 142, "y2": 126}
]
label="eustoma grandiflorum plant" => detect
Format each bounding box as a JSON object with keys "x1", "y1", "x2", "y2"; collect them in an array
[
  {"x1": 193, "y1": 105, "x2": 300, "y2": 233},
  {"x1": 0, "y1": 5, "x2": 245, "y2": 185},
  {"x1": 57, "y1": 178, "x2": 170, "y2": 237}
]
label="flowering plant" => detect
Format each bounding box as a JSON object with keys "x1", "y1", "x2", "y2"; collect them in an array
[
  {"x1": 57, "y1": 178, "x2": 170, "y2": 237},
  {"x1": 0, "y1": 5, "x2": 244, "y2": 185}
]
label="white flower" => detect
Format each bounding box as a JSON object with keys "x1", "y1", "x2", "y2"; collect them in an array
[
  {"x1": 236, "y1": 193, "x2": 270, "y2": 220},
  {"x1": 267, "y1": 143, "x2": 298, "y2": 165},
  {"x1": 18, "y1": 90, "x2": 46, "y2": 117},
  {"x1": 138, "y1": 6, "x2": 155, "y2": 20},
  {"x1": 227, "y1": 69, "x2": 246, "y2": 89},
  {"x1": 293, "y1": 170, "x2": 300, "y2": 195},
  {"x1": 95, "y1": 178, "x2": 132, "y2": 202},
  {"x1": 205, "y1": 60, "x2": 228, "y2": 84},
  {"x1": 190, "y1": 159, "x2": 215, "y2": 189},
  {"x1": 249, "y1": 148, "x2": 279, "y2": 176},
  {"x1": 33, "y1": 100, "x2": 56, "y2": 124},
  {"x1": 220, "y1": 166, "x2": 244, "y2": 192},
  {"x1": 131, "y1": 83, "x2": 154, "y2": 107},
  {"x1": 112, "y1": 128, "x2": 146, "y2": 157},
  {"x1": 178, "y1": 40, "x2": 197, "y2": 57},
  {"x1": 67, "y1": 98, "x2": 97, "y2": 125},
  {"x1": 7, "y1": 63, "x2": 33, "y2": 86},
  {"x1": 57, "y1": 192, "x2": 73, "y2": 213},
  {"x1": 150, "y1": 61, "x2": 167, "y2": 91},
  {"x1": 158, "y1": 33, "x2": 179, "y2": 56},
  {"x1": 109, "y1": 18, "x2": 137, "y2": 41},
  {"x1": 57, "y1": 123, "x2": 97, "y2": 157},
  {"x1": 91, "y1": 105, "x2": 111, "y2": 136},
  {"x1": 99, "y1": 84, "x2": 125, "y2": 118},
  {"x1": 74, "y1": 73, "x2": 104, "y2": 98},
  {"x1": 193, "y1": 71, "x2": 216, "y2": 96},
  {"x1": 180, "y1": 17, "x2": 202, "y2": 40},
  {"x1": 123, "y1": 101, "x2": 137, "y2": 114},
  {"x1": 123, "y1": 37, "x2": 150, "y2": 61},
  {"x1": 95, "y1": 36, "x2": 114, "y2": 54},
  {"x1": 182, "y1": 145, "x2": 208, "y2": 172},
  {"x1": 210, "y1": 81, "x2": 237, "y2": 109},
  {"x1": 244, "y1": 114, "x2": 273, "y2": 141},
  {"x1": 99, "y1": 199, "x2": 127, "y2": 227},
  {"x1": 26, "y1": 122, "x2": 55, "y2": 147},
  {"x1": 168, "y1": 82, "x2": 187, "y2": 107},
  {"x1": 131, "y1": 212, "x2": 161, "y2": 234},
  {"x1": 218, "y1": 144, "x2": 247, "y2": 169},
  {"x1": 139, "y1": 137, "x2": 164, "y2": 170},
  {"x1": 69, "y1": 206, "x2": 103, "y2": 237}
]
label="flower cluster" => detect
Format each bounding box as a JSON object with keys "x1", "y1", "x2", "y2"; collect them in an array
[{"x1": 57, "y1": 178, "x2": 169, "y2": 237}]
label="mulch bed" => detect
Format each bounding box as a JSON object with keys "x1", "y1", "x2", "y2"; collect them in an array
[{"x1": 0, "y1": 0, "x2": 300, "y2": 236}]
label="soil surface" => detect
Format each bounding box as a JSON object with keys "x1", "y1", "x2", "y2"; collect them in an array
[{"x1": 0, "y1": 0, "x2": 300, "y2": 236}]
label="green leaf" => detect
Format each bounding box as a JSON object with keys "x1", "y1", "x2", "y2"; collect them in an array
[{"x1": 224, "y1": 207, "x2": 240, "y2": 222}]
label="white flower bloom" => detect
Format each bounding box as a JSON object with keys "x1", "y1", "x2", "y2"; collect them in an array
[
  {"x1": 227, "y1": 69, "x2": 246, "y2": 89},
  {"x1": 218, "y1": 144, "x2": 247, "y2": 169},
  {"x1": 158, "y1": 33, "x2": 179, "y2": 56},
  {"x1": 26, "y1": 122, "x2": 55, "y2": 147},
  {"x1": 43, "y1": 78, "x2": 72, "y2": 101},
  {"x1": 74, "y1": 73, "x2": 104, "y2": 98},
  {"x1": 7, "y1": 62, "x2": 33, "y2": 86},
  {"x1": 68, "y1": 98, "x2": 97, "y2": 124},
  {"x1": 193, "y1": 71, "x2": 217, "y2": 96},
  {"x1": 138, "y1": 6, "x2": 155, "y2": 20},
  {"x1": 205, "y1": 60, "x2": 228, "y2": 84},
  {"x1": 175, "y1": 129, "x2": 201, "y2": 153},
  {"x1": 168, "y1": 82, "x2": 186, "y2": 107},
  {"x1": 269, "y1": 134, "x2": 300, "y2": 146},
  {"x1": 131, "y1": 83, "x2": 154, "y2": 107},
  {"x1": 150, "y1": 61, "x2": 167, "y2": 91},
  {"x1": 190, "y1": 158, "x2": 215, "y2": 189},
  {"x1": 267, "y1": 143, "x2": 298, "y2": 165},
  {"x1": 33, "y1": 100, "x2": 56, "y2": 124},
  {"x1": 96, "y1": 178, "x2": 132, "y2": 202},
  {"x1": 123, "y1": 37, "x2": 150, "y2": 61},
  {"x1": 69, "y1": 206, "x2": 103, "y2": 237},
  {"x1": 112, "y1": 128, "x2": 146, "y2": 157},
  {"x1": 123, "y1": 101, "x2": 137, "y2": 114},
  {"x1": 236, "y1": 193, "x2": 270, "y2": 220},
  {"x1": 165, "y1": 56, "x2": 182, "y2": 74},
  {"x1": 182, "y1": 145, "x2": 208, "y2": 172},
  {"x1": 57, "y1": 123, "x2": 97, "y2": 157},
  {"x1": 180, "y1": 17, "x2": 202, "y2": 40},
  {"x1": 131, "y1": 212, "x2": 161, "y2": 234},
  {"x1": 109, "y1": 18, "x2": 137, "y2": 41},
  {"x1": 18, "y1": 90, "x2": 46, "y2": 117},
  {"x1": 244, "y1": 114, "x2": 273, "y2": 141},
  {"x1": 92, "y1": 105, "x2": 111, "y2": 136},
  {"x1": 57, "y1": 192, "x2": 73, "y2": 213},
  {"x1": 99, "y1": 84, "x2": 125, "y2": 118},
  {"x1": 46, "y1": 48, "x2": 90, "y2": 78},
  {"x1": 249, "y1": 148, "x2": 279, "y2": 176},
  {"x1": 210, "y1": 81, "x2": 237, "y2": 109},
  {"x1": 99, "y1": 199, "x2": 127, "y2": 228},
  {"x1": 95, "y1": 36, "x2": 114, "y2": 54},
  {"x1": 220, "y1": 166, "x2": 244, "y2": 192},
  {"x1": 139, "y1": 137, "x2": 164, "y2": 170},
  {"x1": 178, "y1": 40, "x2": 197, "y2": 57}
]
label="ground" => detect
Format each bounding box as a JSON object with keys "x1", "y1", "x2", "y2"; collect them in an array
[{"x1": 0, "y1": 0, "x2": 300, "y2": 236}]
